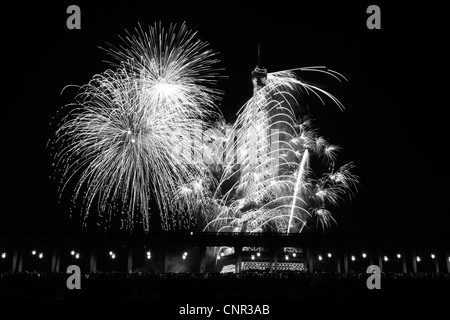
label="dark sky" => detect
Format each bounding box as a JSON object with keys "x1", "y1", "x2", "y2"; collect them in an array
[{"x1": 2, "y1": 1, "x2": 448, "y2": 236}]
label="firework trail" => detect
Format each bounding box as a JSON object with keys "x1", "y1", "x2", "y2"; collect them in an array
[
  {"x1": 206, "y1": 69, "x2": 358, "y2": 234},
  {"x1": 288, "y1": 148, "x2": 309, "y2": 233},
  {"x1": 52, "y1": 23, "x2": 223, "y2": 231}
]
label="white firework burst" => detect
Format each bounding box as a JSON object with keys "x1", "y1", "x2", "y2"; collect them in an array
[
  {"x1": 206, "y1": 69, "x2": 358, "y2": 234},
  {"x1": 53, "y1": 23, "x2": 223, "y2": 231}
]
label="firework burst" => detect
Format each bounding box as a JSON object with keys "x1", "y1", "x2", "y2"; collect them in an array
[
  {"x1": 52, "y1": 23, "x2": 223, "y2": 230},
  {"x1": 205, "y1": 69, "x2": 358, "y2": 234}
]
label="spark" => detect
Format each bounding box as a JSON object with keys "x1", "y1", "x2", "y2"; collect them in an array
[{"x1": 313, "y1": 207, "x2": 336, "y2": 231}]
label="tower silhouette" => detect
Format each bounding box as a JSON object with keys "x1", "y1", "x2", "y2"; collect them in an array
[{"x1": 251, "y1": 45, "x2": 267, "y2": 93}]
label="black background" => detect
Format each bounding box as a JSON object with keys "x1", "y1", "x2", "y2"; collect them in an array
[{"x1": 2, "y1": 1, "x2": 448, "y2": 236}]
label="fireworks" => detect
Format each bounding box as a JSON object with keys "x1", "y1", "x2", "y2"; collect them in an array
[
  {"x1": 52, "y1": 22, "x2": 358, "y2": 233},
  {"x1": 52, "y1": 23, "x2": 222, "y2": 231},
  {"x1": 205, "y1": 69, "x2": 358, "y2": 234}
]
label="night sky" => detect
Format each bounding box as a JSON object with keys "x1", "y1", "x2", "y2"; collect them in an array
[{"x1": 2, "y1": 2, "x2": 448, "y2": 236}]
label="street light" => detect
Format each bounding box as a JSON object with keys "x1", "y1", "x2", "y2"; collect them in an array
[
  {"x1": 383, "y1": 256, "x2": 388, "y2": 262},
  {"x1": 416, "y1": 256, "x2": 421, "y2": 262},
  {"x1": 71, "y1": 250, "x2": 75, "y2": 256},
  {"x1": 32, "y1": 250, "x2": 36, "y2": 256},
  {"x1": 318, "y1": 255, "x2": 323, "y2": 261},
  {"x1": 362, "y1": 253, "x2": 367, "y2": 259},
  {"x1": 327, "y1": 253, "x2": 332, "y2": 258},
  {"x1": 431, "y1": 254, "x2": 436, "y2": 259},
  {"x1": 1, "y1": 252, "x2": 6, "y2": 259},
  {"x1": 351, "y1": 255, "x2": 356, "y2": 261},
  {"x1": 75, "y1": 253, "x2": 80, "y2": 259},
  {"x1": 38, "y1": 253, "x2": 43, "y2": 259},
  {"x1": 397, "y1": 253, "x2": 401, "y2": 259}
]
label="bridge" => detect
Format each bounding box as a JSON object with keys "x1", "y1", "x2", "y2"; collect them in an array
[{"x1": 1, "y1": 231, "x2": 449, "y2": 275}]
